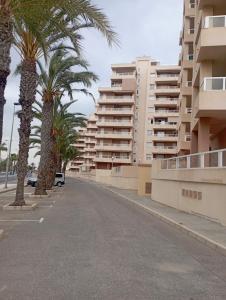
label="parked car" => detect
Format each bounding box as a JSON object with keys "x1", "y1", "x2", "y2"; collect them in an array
[{"x1": 27, "y1": 173, "x2": 65, "y2": 187}]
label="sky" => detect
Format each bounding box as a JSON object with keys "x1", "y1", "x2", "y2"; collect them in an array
[{"x1": 3, "y1": 0, "x2": 183, "y2": 164}]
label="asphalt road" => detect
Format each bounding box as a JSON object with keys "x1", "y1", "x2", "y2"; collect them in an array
[
  {"x1": 0, "y1": 177, "x2": 226, "y2": 300},
  {"x1": 0, "y1": 174, "x2": 17, "y2": 184}
]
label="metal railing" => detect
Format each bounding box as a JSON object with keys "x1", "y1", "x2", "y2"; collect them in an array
[
  {"x1": 202, "y1": 77, "x2": 226, "y2": 91},
  {"x1": 161, "y1": 149, "x2": 226, "y2": 170},
  {"x1": 155, "y1": 97, "x2": 178, "y2": 102},
  {"x1": 204, "y1": 15, "x2": 226, "y2": 28}
]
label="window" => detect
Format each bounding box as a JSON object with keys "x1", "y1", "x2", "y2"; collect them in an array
[
  {"x1": 150, "y1": 84, "x2": 155, "y2": 90},
  {"x1": 147, "y1": 130, "x2": 152, "y2": 136},
  {"x1": 146, "y1": 142, "x2": 152, "y2": 148},
  {"x1": 150, "y1": 72, "x2": 156, "y2": 78}
]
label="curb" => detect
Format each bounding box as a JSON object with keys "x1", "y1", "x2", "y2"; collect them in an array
[
  {"x1": 105, "y1": 187, "x2": 226, "y2": 256},
  {"x1": 0, "y1": 187, "x2": 16, "y2": 195}
]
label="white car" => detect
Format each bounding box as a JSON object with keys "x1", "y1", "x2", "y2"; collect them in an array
[{"x1": 27, "y1": 173, "x2": 65, "y2": 187}]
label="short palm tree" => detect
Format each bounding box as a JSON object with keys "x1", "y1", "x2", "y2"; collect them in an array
[
  {"x1": 0, "y1": 142, "x2": 7, "y2": 161},
  {"x1": 0, "y1": 0, "x2": 117, "y2": 144},
  {"x1": 34, "y1": 49, "x2": 97, "y2": 195}
]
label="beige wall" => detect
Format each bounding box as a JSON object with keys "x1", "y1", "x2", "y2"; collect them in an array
[
  {"x1": 152, "y1": 160, "x2": 226, "y2": 225},
  {"x1": 70, "y1": 165, "x2": 152, "y2": 195}
]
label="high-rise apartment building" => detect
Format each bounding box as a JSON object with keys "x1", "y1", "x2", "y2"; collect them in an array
[
  {"x1": 190, "y1": 0, "x2": 226, "y2": 152},
  {"x1": 95, "y1": 64, "x2": 136, "y2": 169},
  {"x1": 178, "y1": 0, "x2": 195, "y2": 155},
  {"x1": 83, "y1": 114, "x2": 97, "y2": 171},
  {"x1": 69, "y1": 127, "x2": 86, "y2": 172},
  {"x1": 134, "y1": 58, "x2": 180, "y2": 163},
  {"x1": 94, "y1": 57, "x2": 180, "y2": 169}
]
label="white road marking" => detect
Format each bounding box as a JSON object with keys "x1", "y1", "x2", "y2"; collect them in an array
[
  {"x1": 38, "y1": 205, "x2": 53, "y2": 208},
  {"x1": 0, "y1": 218, "x2": 44, "y2": 223}
]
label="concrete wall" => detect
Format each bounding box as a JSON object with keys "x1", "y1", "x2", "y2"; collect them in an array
[
  {"x1": 152, "y1": 160, "x2": 226, "y2": 225},
  {"x1": 69, "y1": 165, "x2": 152, "y2": 195}
]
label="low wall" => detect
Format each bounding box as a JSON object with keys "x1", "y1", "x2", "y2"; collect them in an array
[
  {"x1": 69, "y1": 165, "x2": 152, "y2": 195},
  {"x1": 152, "y1": 160, "x2": 226, "y2": 225}
]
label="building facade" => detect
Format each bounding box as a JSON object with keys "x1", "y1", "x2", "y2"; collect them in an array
[
  {"x1": 178, "y1": 0, "x2": 195, "y2": 155},
  {"x1": 190, "y1": 0, "x2": 226, "y2": 153},
  {"x1": 94, "y1": 57, "x2": 180, "y2": 169}
]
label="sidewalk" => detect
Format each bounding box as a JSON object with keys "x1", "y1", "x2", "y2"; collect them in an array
[
  {"x1": 100, "y1": 184, "x2": 226, "y2": 255},
  {"x1": 0, "y1": 183, "x2": 17, "y2": 194}
]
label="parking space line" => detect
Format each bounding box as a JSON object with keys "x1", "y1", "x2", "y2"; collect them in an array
[{"x1": 0, "y1": 217, "x2": 44, "y2": 223}]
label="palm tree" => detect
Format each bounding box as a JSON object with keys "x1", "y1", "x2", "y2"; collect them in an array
[
  {"x1": 31, "y1": 98, "x2": 85, "y2": 186},
  {"x1": 0, "y1": 142, "x2": 7, "y2": 161},
  {"x1": 0, "y1": 0, "x2": 117, "y2": 144},
  {"x1": 34, "y1": 49, "x2": 97, "y2": 195}
]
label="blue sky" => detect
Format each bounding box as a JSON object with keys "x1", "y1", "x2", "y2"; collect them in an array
[{"x1": 4, "y1": 0, "x2": 183, "y2": 163}]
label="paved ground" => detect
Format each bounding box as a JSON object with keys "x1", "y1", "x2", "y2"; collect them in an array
[{"x1": 0, "y1": 178, "x2": 226, "y2": 300}]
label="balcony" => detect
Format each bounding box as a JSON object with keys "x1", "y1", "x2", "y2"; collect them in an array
[
  {"x1": 98, "y1": 95, "x2": 134, "y2": 104},
  {"x1": 198, "y1": 0, "x2": 226, "y2": 9},
  {"x1": 153, "y1": 122, "x2": 177, "y2": 130},
  {"x1": 96, "y1": 120, "x2": 133, "y2": 127},
  {"x1": 155, "y1": 74, "x2": 179, "y2": 83},
  {"x1": 84, "y1": 132, "x2": 96, "y2": 137},
  {"x1": 152, "y1": 134, "x2": 178, "y2": 142},
  {"x1": 154, "y1": 98, "x2": 178, "y2": 106},
  {"x1": 152, "y1": 146, "x2": 178, "y2": 155},
  {"x1": 95, "y1": 132, "x2": 133, "y2": 139},
  {"x1": 94, "y1": 155, "x2": 131, "y2": 164},
  {"x1": 96, "y1": 107, "x2": 134, "y2": 116},
  {"x1": 195, "y1": 77, "x2": 226, "y2": 118},
  {"x1": 154, "y1": 110, "x2": 179, "y2": 117},
  {"x1": 155, "y1": 85, "x2": 180, "y2": 96},
  {"x1": 197, "y1": 15, "x2": 226, "y2": 61},
  {"x1": 84, "y1": 147, "x2": 96, "y2": 152},
  {"x1": 95, "y1": 143, "x2": 132, "y2": 152},
  {"x1": 111, "y1": 72, "x2": 136, "y2": 80}
]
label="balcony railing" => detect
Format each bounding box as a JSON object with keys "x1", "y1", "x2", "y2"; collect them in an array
[
  {"x1": 97, "y1": 131, "x2": 131, "y2": 135},
  {"x1": 154, "y1": 145, "x2": 177, "y2": 149},
  {"x1": 161, "y1": 149, "x2": 226, "y2": 169},
  {"x1": 154, "y1": 122, "x2": 177, "y2": 126},
  {"x1": 154, "y1": 110, "x2": 179, "y2": 114},
  {"x1": 155, "y1": 98, "x2": 178, "y2": 102},
  {"x1": 157, "y1": 74, "x2": 179, "y2": 78},
  {"x1": 202, "y1": 77, "x2": 226, "y2": 91},
  {"x1": 204, "y1": 15, "x2": 226, "y2": 28},
  {"x1": 153, "y1": 134, "x2": 178, "y2": 137},
  {"x1": 156, "y1": 85, "x2": 179, "y2": 89}
]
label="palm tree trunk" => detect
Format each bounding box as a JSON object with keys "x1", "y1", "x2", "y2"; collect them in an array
[
  {"x1": 45, "y1": 147, "x2": 57, "y2": 189},
  {"x1": 35, "y1": 100, "x2": 54, "y2": 195},
  {"x1": 0, "y1": 5, "x2": 13, "y2": 144},
  {"x1": 13, "y1": 59, "x2": 37, "y2": 206},
  {"x1": 62, "y1": 161, "x2": 68, "y2": 174}
]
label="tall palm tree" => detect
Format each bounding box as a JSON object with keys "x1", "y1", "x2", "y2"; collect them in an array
[
  {"x1": 34, "y1": 49, "x2": 97, "y2": 195},
  {"x1": 0, "y1": 0, "x2": 117, "y2": 144},
  {"x1": 31, "y1": 98, "x2": 85, "y2": 184}
]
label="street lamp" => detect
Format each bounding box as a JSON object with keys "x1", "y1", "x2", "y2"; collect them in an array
[{"x1": 5, "y1": 102, "x2": 20, "y2": 189}]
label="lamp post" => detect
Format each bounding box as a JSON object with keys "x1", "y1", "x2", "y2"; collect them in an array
[{"x1": 5, "y1": 102, "x2": 20, "y2": 189}]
